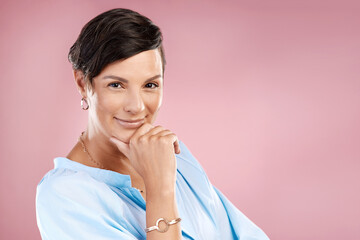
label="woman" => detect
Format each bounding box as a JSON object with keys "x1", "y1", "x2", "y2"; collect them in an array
[{"x1": 36, "y1": 8, "x2": 269, "y2": 240}]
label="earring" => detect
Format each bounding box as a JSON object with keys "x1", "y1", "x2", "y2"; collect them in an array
[{"x1": 81, "y1": 97, "x2": 89, "y2": 110}]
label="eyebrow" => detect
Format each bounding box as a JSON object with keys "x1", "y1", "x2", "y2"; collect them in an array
[{"x1": 102, "y1": 74, "x2": 162, "y2": 83}]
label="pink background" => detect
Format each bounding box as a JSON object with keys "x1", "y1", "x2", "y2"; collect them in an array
[{"x1": 1, "y1": 0, "x2": 359, "y2": 239}]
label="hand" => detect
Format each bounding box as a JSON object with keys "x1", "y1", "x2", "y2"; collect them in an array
[{"x1": 110, "y1": 123, "x2": 181, "y2": 189}]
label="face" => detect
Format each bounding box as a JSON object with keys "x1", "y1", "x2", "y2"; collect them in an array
[{"x1": 83, "y1": 49, "x2": 163, "y2": 143}]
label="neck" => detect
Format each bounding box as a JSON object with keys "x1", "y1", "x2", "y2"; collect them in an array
[
  {"x1": 79, "y1": 127, "x2": 133, "y2": 174},
  {"x1": 66, "y1": 124, "x2": 146, "y2": 193}
]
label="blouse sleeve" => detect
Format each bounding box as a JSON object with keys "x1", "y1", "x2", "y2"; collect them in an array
[
  {"x1": 177, "y1": 140, "x2": 270, "y2": 240},
  {"x1": 211, "y1": 185, "x2": 270, "y2": 240},
  {"x1": 36, "y1": 169, "x2": 140, "y2": 240}
]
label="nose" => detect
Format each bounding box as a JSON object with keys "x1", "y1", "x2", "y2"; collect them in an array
[{"x1": 123, "y1": 90, "x2": 145, "y2": 114}]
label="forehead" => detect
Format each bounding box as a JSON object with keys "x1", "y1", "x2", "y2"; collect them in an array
[{"x1": 97, "y1": 49, "x2": 163, "y2": 81}]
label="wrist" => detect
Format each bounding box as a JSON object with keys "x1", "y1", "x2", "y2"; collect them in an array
[
  {"x1": 144, "y1": 176, "x2": 175, "y2": 192},
  {"x1": 145, "y1": 183, "x2": 176, "y2": 198}
]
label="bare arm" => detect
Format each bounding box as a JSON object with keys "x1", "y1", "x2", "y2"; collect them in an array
[{"x1": 145, "y1": 185, "x2": 181, "y2": 239}]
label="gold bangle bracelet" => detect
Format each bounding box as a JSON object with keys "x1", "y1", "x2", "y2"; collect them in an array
[{"x1": 145, "y1": 217, "x2": 182, "y2": 233}]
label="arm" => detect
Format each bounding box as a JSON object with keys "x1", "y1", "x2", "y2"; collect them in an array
[
  {"x1": 111, "y1": 123, "x2": 182, "y2": 240},
  {"x1": 145, "y1": 184, "x2": 181, "y2": 239}
]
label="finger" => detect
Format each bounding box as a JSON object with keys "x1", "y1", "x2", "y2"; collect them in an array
[
  {"x1": 141, "y1": 125, "x2": 166, "y2": 138},
  {"x1": 160, "y1": 132, "x2": 181, "y2": 154},
  {"x1": 146, "y1": 129, "x2": 172, "y2": 143},
  {"x1": 174, "y1": 139, "x2": 181, "y2": 154},
  {"x1": 129, "y1": 123, "x2": 154, "y2": 143},
  {"x1": 168, "y1": 133, "x2": 180, "y2": 154},
  {"x1": 155, "y1": 129, "x2": 172, "y2": 137},
  {"x1": 109, "y1": 137, "x2": 130, "y2": 159},
  {"x1": 142, "y1": 127, "x2": 169, "y2": 141}
]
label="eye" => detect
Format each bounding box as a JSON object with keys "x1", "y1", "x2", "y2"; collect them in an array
[
  {"x1": 108, "y1": 82, "x2": 122, "y2": 88},
  {"x1": 145, "y1": 82, "x2": 159, "y2": 89}
]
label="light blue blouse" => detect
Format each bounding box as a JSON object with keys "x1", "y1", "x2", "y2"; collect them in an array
[{"x1": 36, "y1": 140, "x2": 269, "y2": 240}]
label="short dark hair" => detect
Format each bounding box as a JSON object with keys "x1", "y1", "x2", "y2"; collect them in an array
[{"x1": 68, "y1": 8, "x2": 165, "y2": 83}]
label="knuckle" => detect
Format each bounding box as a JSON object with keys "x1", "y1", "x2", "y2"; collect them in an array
[
  {"x1": 154, "y1": 125, "x2": 164, "y2": 131},
  {"x1": 149, "y1": 135, "x2": 158, "y2": 142},
  {"x1": 167, "y1": 132, "x2": 176, "y2": 138},
  {"x1": 168, "y1": 134, "x2": 178, "y2": 142},
  {"x1": 138, "y1": 135, "x2": 147, "y2": 143},
  {"x1": 159, "y1": 136, "x2": 169, "y2": 144},
  {"x1": 129, "y1": 138, "x2": 135, "y2": 146}
]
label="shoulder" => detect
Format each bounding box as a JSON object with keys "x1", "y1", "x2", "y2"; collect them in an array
[
  {"x1": 37, "y1": 168, "x2": 105, "y2": 199},
  {"x1": 37, "y1": 167, "x2": 94, "y2": 188},
  {"x1": 176, "y1": 140, "x2": 206, "y2": 174},
  {"x1": 175, "y1": 140, "x2": 213, "y2": 189},
  {"x1": 36, "y1": 168, "x2": 142, "y2": 239},
  {"x1": 36, "y1": 167, "x2": 121, "y2": 214}
]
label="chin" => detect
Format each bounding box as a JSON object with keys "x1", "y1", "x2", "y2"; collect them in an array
[{"x1": 111, "y1": 128, "x2": 135, "y2": 144}]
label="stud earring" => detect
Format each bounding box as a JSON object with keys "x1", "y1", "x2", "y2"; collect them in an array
[{"x1": 81, "y1": 97, "x2": 89, "y2": 110}]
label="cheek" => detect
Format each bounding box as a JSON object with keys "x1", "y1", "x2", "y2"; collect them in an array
[
  {"x1": 94, "y1": 93, "x2": 120, "y2": 117},
  {"x1": 147, "y1": 93, "x2": 162, "y2": 113}
]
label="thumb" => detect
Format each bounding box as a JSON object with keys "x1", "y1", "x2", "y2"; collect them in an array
[{"x1": 110, "y1": 137, "x2": 130, "y2": 158}]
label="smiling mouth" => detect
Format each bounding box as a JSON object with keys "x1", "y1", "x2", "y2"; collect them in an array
[{"x1": 114, "y1": 117, "x2": 145, "y2": 129}]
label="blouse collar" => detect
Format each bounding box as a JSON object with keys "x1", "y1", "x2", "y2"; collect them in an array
[{"x1": 54, "y1": 157, "x2": 132, "y2": 189}]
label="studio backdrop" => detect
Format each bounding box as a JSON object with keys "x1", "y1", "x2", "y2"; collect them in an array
[{"x1": 0, "y1": 0, "x2": 359, "y2": 239}]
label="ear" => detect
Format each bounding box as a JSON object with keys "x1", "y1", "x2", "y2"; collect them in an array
[{"x1": 73, "y1": 69, "x2": 87, "y2": 97}]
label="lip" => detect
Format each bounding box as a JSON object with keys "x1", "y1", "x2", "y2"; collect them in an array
[{"x1": 114, "y1": 117, "x2": 145, "y2": 129}]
